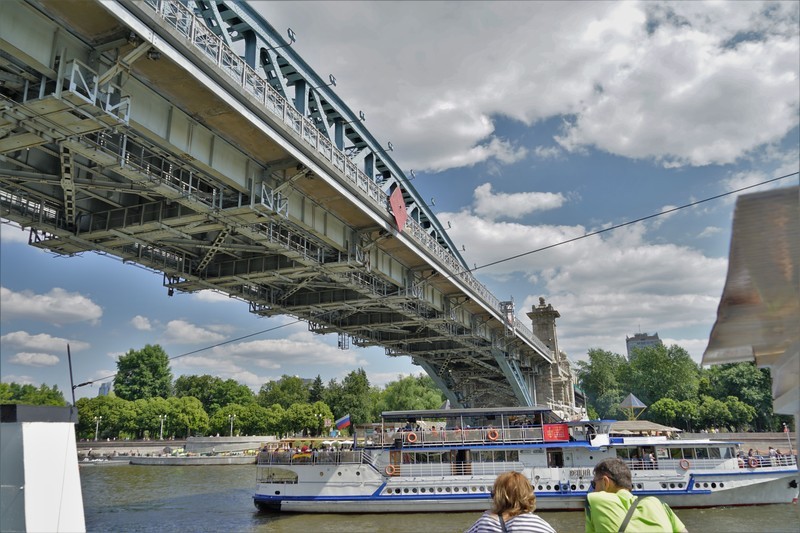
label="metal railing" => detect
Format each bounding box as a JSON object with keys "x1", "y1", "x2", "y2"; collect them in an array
[
  {"x1": 138, "y1": 0, "x2": 548, "y2": 357},
  {"x1": 362, "y1": 427, "x2": 545, "y2": 447}
]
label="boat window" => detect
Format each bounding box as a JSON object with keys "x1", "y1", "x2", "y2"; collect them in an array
[
  {"x1": 615, "y1": 447, "x2": 635, "y2": 459},
  {"x1": 694, "y1": 448, "x2": 709, "y2": 459},
  {"x1": 723, "y1": 447, "x2": 733, "y2": 459},
  {"x1": 257, "y1": 467, "x2": 298, "y2": 484},
  {"x1": 708, "y1": 448, "x2": 721, "y2": 459},
  {"x1": 670, "y1": 448, "x2": 682, "y2": 459},
  {"x1": 682, "y1": 448, "x2": 695, "y2": 459}
]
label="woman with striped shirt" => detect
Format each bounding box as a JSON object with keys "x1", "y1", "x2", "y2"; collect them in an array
[{"x1": 465, "y1": 471, "x2": 557, "y2": 533}]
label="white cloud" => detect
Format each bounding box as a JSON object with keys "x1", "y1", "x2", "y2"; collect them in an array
[
  {"x1": 441, "y1": 204, "x2": 726, "y2": 362},
  {"x1": 1, "y1": 374, "x2": 35, "y2": 385},
  {"x1": 0, "y1": 287, "x2": 103, "y2": 325},
  {"x1": 697, "y1": 226, "x2": 723, "y2": 238},
  {"x1": 533, "y1": 146, "x2": 563, "y2": 160},
  {"x1": 131, "y1": 315, "x2": 152, "y2": 331},
  {"x1": 257, "y1": 1, "x2": 798, "y2": 172},
  {"x1": 9, "y1": 352, "x2": 60, "y2": 367},
  {"x1": 0, "y1": 331, "x2": 90, "y2": 352},
  {"x1": 219, "y1": 331, "x2": 364, "y2": 368},
  {"x1": 473, "y1": 183, "x2": 566, "y2": 220},
  {"x1": 162, "y1": 320, "x2": 226, "y2": 344},
  {"x1": 0, "y1": 220, "x2": 28, "y2": 243},
  {"x1": 193, "y1": 290, "x2": 235, "y2": 303}
]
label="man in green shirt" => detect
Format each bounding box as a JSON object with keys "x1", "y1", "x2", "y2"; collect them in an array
[{"x1": 585, "y1": 457, "x2": 687, "y2": 533}]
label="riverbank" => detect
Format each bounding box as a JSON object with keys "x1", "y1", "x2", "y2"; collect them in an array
[{"x1": 76, "y1": 435, "x2": 276, "y2": 461}]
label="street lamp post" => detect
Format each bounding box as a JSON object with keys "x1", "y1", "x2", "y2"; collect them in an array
[
  {"x1": 93, "y1": 415, "x2": 102, "y2": 441},
  {"x1": 159, "y1": 414, "x2": 167, "y2": 440},
  {"x1": 228, "y1": 413, "x2": 236, "y2": 437}
]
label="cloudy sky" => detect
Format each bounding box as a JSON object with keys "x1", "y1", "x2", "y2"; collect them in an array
[{"x1": 1, "y1": 1, "x2": 798, "y2": 402}]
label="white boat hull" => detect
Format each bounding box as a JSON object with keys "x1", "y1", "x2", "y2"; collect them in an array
[{"x1": 254, "y1": 465, "x2": 799, "y2": 513}]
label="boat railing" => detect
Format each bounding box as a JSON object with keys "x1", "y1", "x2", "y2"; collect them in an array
[
  {"x1": 380, "y1": 461, "x2": 524, "y2": 478},
  {"x1": 364, "y1": 427, "x2": 545, "y2": 447},
  {"x1": 736, "y1": 454, "x2": 797, "y2": 469},
  {"x1": 257, "y1": 449, "x2": 364, "y2": 466}
]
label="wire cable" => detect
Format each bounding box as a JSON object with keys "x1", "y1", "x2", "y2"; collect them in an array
[
  {"x1": 471, "y1": 172, "x2": 798, "y2": 273},
  {"x1": 75, "y1": 319, "x2": 302, "y2": 390}
]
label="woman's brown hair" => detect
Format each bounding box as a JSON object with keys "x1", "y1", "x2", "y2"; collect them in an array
[{"x1": 491, "y1": 471, "x2": 537, "y2": 518}]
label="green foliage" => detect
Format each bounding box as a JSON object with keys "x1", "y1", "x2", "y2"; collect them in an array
[
  {"x1": 702, "y1": 363, "x2": 775, "y2": 430},
  {"x1": 113, "y1": 344, "x2": 173, "y2": 401},
  {"x1": 647, "y1": 398, "x2": 681, "y2": 427},
  {"x1": 208, "y1": 403, "x2": 249, "y2": 436},
  {"x1": 308, "y1": 375, "x2": 325, "y2": 403},
  {"x1": 257, "y1": 375, "x2": 309, "y2": 409},
  {"x1": 0, "y1": 382, "x2": 66, "y2": 406},
  {"x1": 378, "y1": 374, "x2": 445, "y2": 412},
  {"x1": 577, "y1": 349, "x2": 626, "y2": 418},
  {"x1": 174, "y1": 375, "x2": 254, "y2": 414},
  {"x1": 724, "y1": 396, "x2": 756, "y2": 431},
  {"x1": 619, "y1": 345, "x2": 700, "y2": 404},
  {"x1": 697, "y1": 395, "x2": 732, "y2": 429},
  {"x1": 167, "y1": 396, "x2": 210, "y2": 437}
]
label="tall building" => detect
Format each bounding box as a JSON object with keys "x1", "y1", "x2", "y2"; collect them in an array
[
  {"x1": 98, "y1": 382, "x2": 112, "y2": 397},
  {"x1": 626, "y1": 332, "x2": 663, "y2": 359}
]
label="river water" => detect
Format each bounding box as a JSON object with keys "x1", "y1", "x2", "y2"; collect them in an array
[{"x1": 80, "y1": 464, "x2": 798, "y2": 532}]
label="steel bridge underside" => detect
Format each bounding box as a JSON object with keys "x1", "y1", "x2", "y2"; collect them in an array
[{"x1": 0, "y1": 0, "x2": 557, "y2": 407}]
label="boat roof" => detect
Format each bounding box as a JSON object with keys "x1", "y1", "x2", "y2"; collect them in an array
[{"x1": 380, "y1": 406, "x2": 557, "y2": 420}]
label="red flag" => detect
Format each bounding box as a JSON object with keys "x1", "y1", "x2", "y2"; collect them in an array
[{"x1": 389, "y1": 187, "x2": 407, "y2": 231}]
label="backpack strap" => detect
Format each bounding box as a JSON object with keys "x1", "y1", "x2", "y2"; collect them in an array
[
  {"x1": 618, "y1": 496, "x2": 642, "y2": 532},
  {"x1": 498, "y1": 513, "x2": 509, "y2": 533}
]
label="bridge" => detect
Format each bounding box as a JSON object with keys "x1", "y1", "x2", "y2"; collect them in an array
[{"x1": 0, "y1": 0, "x2": 575, "y2": 409}]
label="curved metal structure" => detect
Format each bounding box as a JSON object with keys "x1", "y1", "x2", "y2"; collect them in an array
[{"x1": 0, "y1": 0, "x2": 569, "y2": 408}]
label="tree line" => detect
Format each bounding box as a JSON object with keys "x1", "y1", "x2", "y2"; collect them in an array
[
  {"x1": 577, "y1": 344, "x2": 792, "y2": 432},
  {"x1": 4, "y1": 343, "x2": 791, "y2": 438},
  {"x1": 2, "y1": 344, "x2": 445, "y2": 440}
]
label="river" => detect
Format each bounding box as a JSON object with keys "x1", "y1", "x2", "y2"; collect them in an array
[{"x1": 80, "y1": 464, "x2": 798, "y2": 532}]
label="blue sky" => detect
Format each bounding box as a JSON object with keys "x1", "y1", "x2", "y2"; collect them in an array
[{"x1": 1, "y1": 1, "x2": 798, "y2": 402}]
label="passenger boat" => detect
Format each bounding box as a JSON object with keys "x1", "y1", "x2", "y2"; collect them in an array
[{"x1": 253, "y1": 406, "x2": 799, "y2": 513}]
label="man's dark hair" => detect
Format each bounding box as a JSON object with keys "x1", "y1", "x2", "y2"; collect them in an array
[{"x1": 594, "y1": 457, "x2": 632, "y2": 490}]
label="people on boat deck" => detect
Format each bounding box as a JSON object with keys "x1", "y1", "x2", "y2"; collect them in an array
[
  {"x1": 465, "y1": 471, "x2": 556, "y2": 533},
  {"x1": 585, "y1": 458, "x2": 687, "y2": 533}
]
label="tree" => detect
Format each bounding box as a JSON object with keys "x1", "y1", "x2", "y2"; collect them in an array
[
  {"x1": 238, "y1": 403, "x2": 273, "y2": 435},
  {"x1": 257, "y1": 375, "x2": 309, "y2": 409},
  {"x1": 724, "y1": 396, "x2": 756, "y2": 431},
  {"x1": 209, "y1": 403, "x2": 248, "y2": 436},
  {"x1": 702, "y1": 363, "x2": 776, "y2": 431},
  {"x1": 174, "y1": 375, "x2": 254, "y2": 414},
  {"x1": 167, "y1": 396, "x2": 209, "y2": 437},
  {"x1": 334, "y1": 368, "x2": 375, "y2": 425},
  {"x1": 0, "y1": 382, "x2": 66, "y2": 406},
  {"x1": 676, "y1": 400, "x2": 699, "y2": 432},
  {"x1": 647, "y1": 398, "x2": 681, "y2": 427},
  {"x1": 114, "y1": 344, "x2": 173, "y2": 401},
  {"x1": 619, "y1": 345, "x2": 699, "y2": 405},
  {"x1": 577, "y1": 349, "x2": 626, "y2": 416},
  {"x1": 308, "y1": 375, "x2": 325, "y2": 403},
  {"x1": 697, "y1": 395, "x2": 731, "y2": 430},
  {"x1": 75, "y1": 394, "x2": 135, "y2": 440},
  {"x1": 378, "y1": 374, "x2": 444, "y2": 412}
]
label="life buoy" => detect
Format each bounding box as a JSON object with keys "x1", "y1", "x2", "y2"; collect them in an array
[
  {"x1": 385, "y1": 464, "x2": 397, "y2": 476},
  {"x1": 679, "y1": 459, "x2": 690, "y2": 470},
  {"x1": 748, "y1": 457, "x2": 759, "y2": 468},
  {"x1": 487, "y1": 429, "x2": 499, "y2": 441},
  {"x1": 407, "y1": 432, "x2": 418, "y2": 443}
]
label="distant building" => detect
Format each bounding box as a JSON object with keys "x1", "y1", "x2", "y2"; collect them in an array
[
  {"x1": 626, "y1": 332, "x2": 663, "y2": 359},
  {"x1": 98, "y1": 382, "x2": 112, "y2": 397}
]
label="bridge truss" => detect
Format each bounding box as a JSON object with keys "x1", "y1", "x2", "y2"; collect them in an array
[{"x1": 0, "y1": 0, "x2": 570, "y2": 408}]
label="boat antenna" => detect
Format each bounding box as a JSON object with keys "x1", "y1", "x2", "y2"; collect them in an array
[{"x1": 67, "y1": 344, "x2": 76, "y2": 407}]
